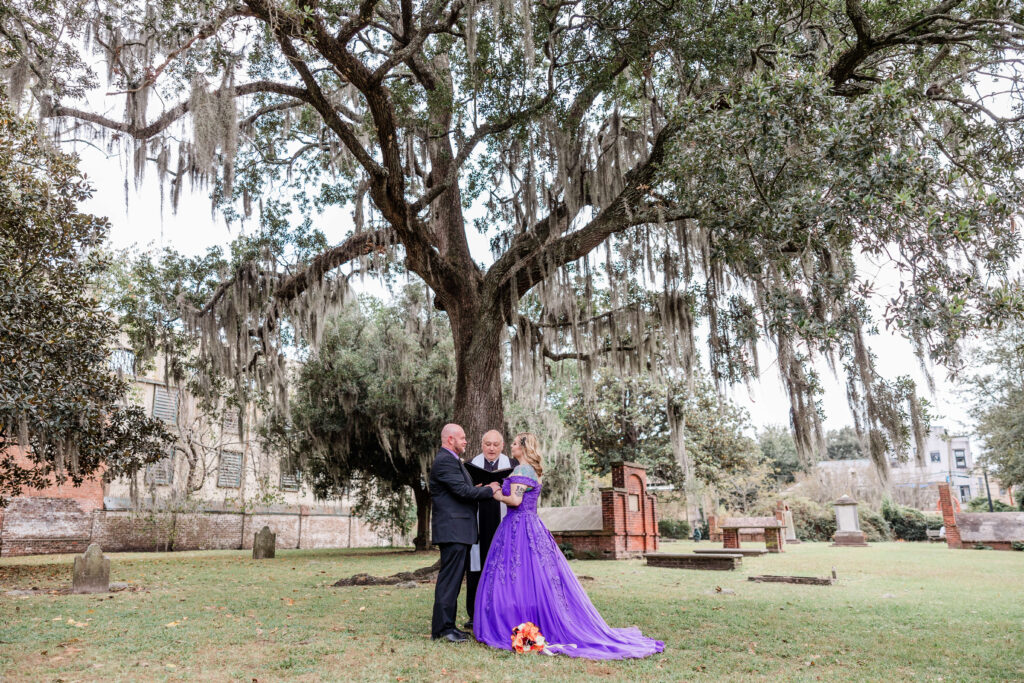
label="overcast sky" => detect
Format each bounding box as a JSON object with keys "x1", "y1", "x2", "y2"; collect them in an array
[{"x1": 76, "y1": 139, "x2": 975, "y2": 437}]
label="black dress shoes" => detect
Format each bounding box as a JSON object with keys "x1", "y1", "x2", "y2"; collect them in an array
[
  {"x1": 454, "y1": 627, "x2": 472, "y2": 639},
  {"x1": 433, "y1": 630, "x2": 469, "y2": 643},
  {"x1": 463, "y1": 619, "x2": 474, "y2": 630}
]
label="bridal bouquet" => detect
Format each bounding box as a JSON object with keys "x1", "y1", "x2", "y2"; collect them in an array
[{"x1": 511, "y1": 622, "x2": 547, "y2": 653}]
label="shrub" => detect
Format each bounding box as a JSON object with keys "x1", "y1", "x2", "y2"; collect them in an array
[
  {"x1": 1012, "y1": 541, "x2": 1024, "y2": 552},
  {"x1": 784, "y1": 496, "x2": 837, "y2": 542},
  {"x1": 858, "y1": 508, "x2": 893, "y2": 542},
  {"x1": 882, "y1": 499, "x2": 943, "y2": 541},
  {"x1": 966, "y1": 496, "x2": 1016, "y2": 512},
  {"x1": 557, "y1": 542, "x2": 575, "y2": 560},
  {"x1": 658, "y1": 519, "x2": 692, "y2": 539}
]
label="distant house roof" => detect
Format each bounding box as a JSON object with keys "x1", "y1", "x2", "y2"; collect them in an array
[{"x1": 539, "y1": 505, "x2": 602, "y2": 532}]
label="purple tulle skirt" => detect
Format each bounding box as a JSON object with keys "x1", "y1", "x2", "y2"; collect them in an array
[{"x1": 473, "y1": 476, "x2": 664, "y2": 659}]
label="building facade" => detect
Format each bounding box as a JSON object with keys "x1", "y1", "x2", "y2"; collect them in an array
[{"x1": 0, "y1": 348, "x2": 406, "y2": 557}]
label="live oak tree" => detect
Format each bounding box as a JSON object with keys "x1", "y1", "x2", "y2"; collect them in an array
[
  {"x1": 263, "y1": 286, "x2": 455, "y2": 548},
  {"x1": 6, "y1": 0, "x2": 1024, "y2": 478},
  {"x1": 965, "y1": 322, "x2": 1024, "y2": 493},
  {"x1": 0, "y1": 97, "x2": 173, "y2": 505}
]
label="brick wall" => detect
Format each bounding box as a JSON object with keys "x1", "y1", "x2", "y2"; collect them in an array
[
  {"x1": 937, "y1": 483, "x2": 962, "y2": 549},
  {"x1": 554, "y1": 462, "x2": 659, "y2": 560},
  {"x1": 0, "y1": 497, "x2": 94, "y2": 557},
  {"x1": 242, "y1": 514, "x2": 301, "y2": 549},
  {"x1": 1, "y1": 502, "x2": 399, "y2": 557}
]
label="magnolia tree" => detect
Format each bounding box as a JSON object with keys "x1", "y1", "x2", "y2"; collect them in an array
[{"x1": 5, "y1": 0, "x2": 1024, "y2": 479}]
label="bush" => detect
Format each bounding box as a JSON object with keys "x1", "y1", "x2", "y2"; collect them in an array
[
  {"x1": 784, "y1": 496, "x2": 837, "y2": 542},
  {"x1": 858, "y1": 508, "x2": 893, "y2": 542},
  {"x1": 1011, "y1": 541, "x2": 1024, "y2": 552},
  {"x1": 966, "y1": 496, "x2": 1016, "y2": 512},
  {"x1": 557, "y1": 542, "x2": 575, "y2": 560},
  {"x1": 881, "y1": 499, "x2": 943, "y2": 541},
  {"x1": 658, "y1": 519, "x2": 692, "y2": 539}
]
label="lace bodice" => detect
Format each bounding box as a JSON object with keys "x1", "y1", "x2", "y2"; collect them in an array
[{"x1": 503, "y1": 469, "x2": 541, "y2": 514}]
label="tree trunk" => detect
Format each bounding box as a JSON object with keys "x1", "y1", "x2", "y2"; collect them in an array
[
  {"x1": 413, "y1": 484, "x2": 431, "y2": 551},
  {"x1": 451, "y1": 310, "x2": 506, "y2": 452}
]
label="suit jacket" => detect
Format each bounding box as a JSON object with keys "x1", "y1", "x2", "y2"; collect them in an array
[{"x1": 429, "y1": 448, "x2": 495, "y2": 545}]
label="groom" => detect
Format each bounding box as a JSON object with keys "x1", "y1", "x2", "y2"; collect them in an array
[{"x1": 429, "y1": 423, "x2": 499, "y2": 643}]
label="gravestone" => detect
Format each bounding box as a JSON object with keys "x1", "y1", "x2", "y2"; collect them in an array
[
  {"x1": 253, "y1": 525, "x2": 276, "y2": 559},
  {"x1": 72, "y1": 544, "x2": 110, "y2": 594}
]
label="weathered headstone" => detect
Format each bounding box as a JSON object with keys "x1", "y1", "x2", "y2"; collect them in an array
[
  {"x1": 253, "y1": 525, "x2": 276, "y2": 559},
  {"x1": 72, "y1": 544, "x2": 110, "y2": 594}
]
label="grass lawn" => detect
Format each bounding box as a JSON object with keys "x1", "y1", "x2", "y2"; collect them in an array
[{"x1": 1, "y1": 541, "x2": 1022, "y2": 682}]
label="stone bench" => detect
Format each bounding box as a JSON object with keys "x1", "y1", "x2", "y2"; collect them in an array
[
  {"x1": 925, "y1": 529, "x2": 944, "y2": 542},
  {"x1": 645, "y1": 553, "x2": 742, "y2": 571},
  {"x1": 694, "y1": 548, "x2": 768, "y2": 557}
]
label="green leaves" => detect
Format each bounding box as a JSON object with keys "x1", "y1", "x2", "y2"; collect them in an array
[{"x1": 0, "y1": 99, "x2": 173, "y2": 505}]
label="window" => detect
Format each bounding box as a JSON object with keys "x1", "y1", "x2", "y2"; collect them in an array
[
  {"x1": 959, "y1": 485, "x2": 971, "y2": 503},
  {"x1": 146, "y1": 453, "x2": 175, "y2": 486},
  {"x1": 954, "y1": 449, "x2": 967, "y2": 469},
  {"x1": 217, "y1": 451, "x2": 243, "y2": 488},
  {"x1": 152, "y1": 386, "x2": 179, "y2": 423},
  {"x1": 109, "y1": 348, "x2": 136, "y2": 376},
  {"x1": 280, "y1": 471, "x2": 300, "y2": 492},
  {"x1": 929, "y1": 451, "x2": 941, "y2": 463},
  {"x1": 223, "y1": 410, "x2": 240, "y2": 435},
  {"x1": 628, "y1": 494, "x2": 640, "y2": 512}
]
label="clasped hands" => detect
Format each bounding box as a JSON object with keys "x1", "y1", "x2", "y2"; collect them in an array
[{"x1": 476, "y1": 481, "x2": 501, "y2": 497}]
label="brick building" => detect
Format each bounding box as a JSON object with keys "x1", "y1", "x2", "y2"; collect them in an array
[
  {"x1": 0, "y1": 349, "x2": 405, "y2": 557},
  {"x1": 539, "y1": 462, "x2": 659, "y2": 559}
]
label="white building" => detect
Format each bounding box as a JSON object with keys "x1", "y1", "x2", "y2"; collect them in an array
[
  {"x1": 810, "y1": 426, "x2": 980, "y2": 508},
  {"x1": 889, "y1": 426, "x2": 976, "y2": 504}
]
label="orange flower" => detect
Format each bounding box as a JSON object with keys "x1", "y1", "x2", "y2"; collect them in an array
[{"x1": 511, "y1": 622, "x2": 547, "y2": 653}]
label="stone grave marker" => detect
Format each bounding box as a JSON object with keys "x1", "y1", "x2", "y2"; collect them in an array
[
  {"x1": 72, "y1": 544, "x2": 110, "y2": 594},
  {"x1": 253, "y1": 525, "x2": 276, "y2": 559}
]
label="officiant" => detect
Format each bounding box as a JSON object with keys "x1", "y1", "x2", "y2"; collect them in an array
[{"x1": 464, "y1": 429, "x2": 518, "y2": 629}]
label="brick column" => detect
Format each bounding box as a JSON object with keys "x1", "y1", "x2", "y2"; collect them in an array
[
  {"x1": 765, "y1": 527, "x2": 784, "y2": 553},
  {"x1": 937, "y1": 484, "x2": 962, "y2": 549},
  {"x1": 723, "y1": 528, "x2": 739, "y2": 549}
]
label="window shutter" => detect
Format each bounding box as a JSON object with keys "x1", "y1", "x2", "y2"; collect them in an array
[
  {"x1": 153, "y1": 387, "x2": 179, "y2": 423},
  {"x1": 217, "y1": 451, "x2": 243, "y2": 488}
]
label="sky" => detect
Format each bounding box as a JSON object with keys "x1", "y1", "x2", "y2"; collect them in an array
[{"x1": 75, "y1": 136, "x2": 976, "y2": 438}]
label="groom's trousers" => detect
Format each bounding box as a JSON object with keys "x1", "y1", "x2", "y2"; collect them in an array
[{"x1": 432, "y1": 542, "x2": 470, "y2": 638}]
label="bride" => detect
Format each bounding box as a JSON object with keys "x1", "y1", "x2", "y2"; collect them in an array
[{"x1": 473, "y1": 433, "x2": 664, "y2": 659}]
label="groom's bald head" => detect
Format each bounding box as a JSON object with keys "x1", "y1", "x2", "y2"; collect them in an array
[{"x1": 441, "y1": 423, "x2": 467, "y2": 455}]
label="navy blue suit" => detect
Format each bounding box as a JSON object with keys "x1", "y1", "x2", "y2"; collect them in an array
[{"x1": 429, "y1": 448, "x2": 494, "y2": 638}]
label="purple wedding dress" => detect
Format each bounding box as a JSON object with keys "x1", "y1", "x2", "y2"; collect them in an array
[{"x1": 473, "y1": 467, "x2": 664, "y2": 659}]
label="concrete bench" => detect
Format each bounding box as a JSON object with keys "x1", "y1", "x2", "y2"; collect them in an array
[
  {"x1": 926, "y1": 529, "x2": 944, "y2": 542},
  {"x1": 694, "y1": 547, "x2": 769, "y2": 557},
  {"x1": 645, "y1": 552, "x2": 742, "y2": 571}
]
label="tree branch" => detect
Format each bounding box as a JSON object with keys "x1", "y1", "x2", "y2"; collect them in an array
[
  {"x1": 274, "y1": 228, "x2": 399, "y2": 303},
  {"x1": 44, "y1": 81, "x2": 308, "y2": 139}
]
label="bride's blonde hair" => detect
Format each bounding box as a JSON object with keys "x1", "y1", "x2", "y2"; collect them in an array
[{"x1": 513, "y1": 432, "x2": 543, "y2": 477}]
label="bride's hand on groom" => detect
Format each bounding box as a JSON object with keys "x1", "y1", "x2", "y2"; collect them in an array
[{"x1": 488, "y1": 482, "x2": 500, "y2": 497}]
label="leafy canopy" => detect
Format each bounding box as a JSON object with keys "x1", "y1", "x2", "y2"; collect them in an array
[
  {"x1": 0, "y1": 97, "x2": 173, "y2": 504},
  {"x1": 2, "y1": 0, "x2": 1024, "y2": 476}
]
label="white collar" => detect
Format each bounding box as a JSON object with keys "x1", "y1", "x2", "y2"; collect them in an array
[{"x1": 472, "y1": 453, "x2": 508, "y2": 468}]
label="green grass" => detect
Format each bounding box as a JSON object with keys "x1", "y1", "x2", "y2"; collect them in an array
[{"x1": 1, "y1": 542, "x2": 1022, "y2": 681}]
